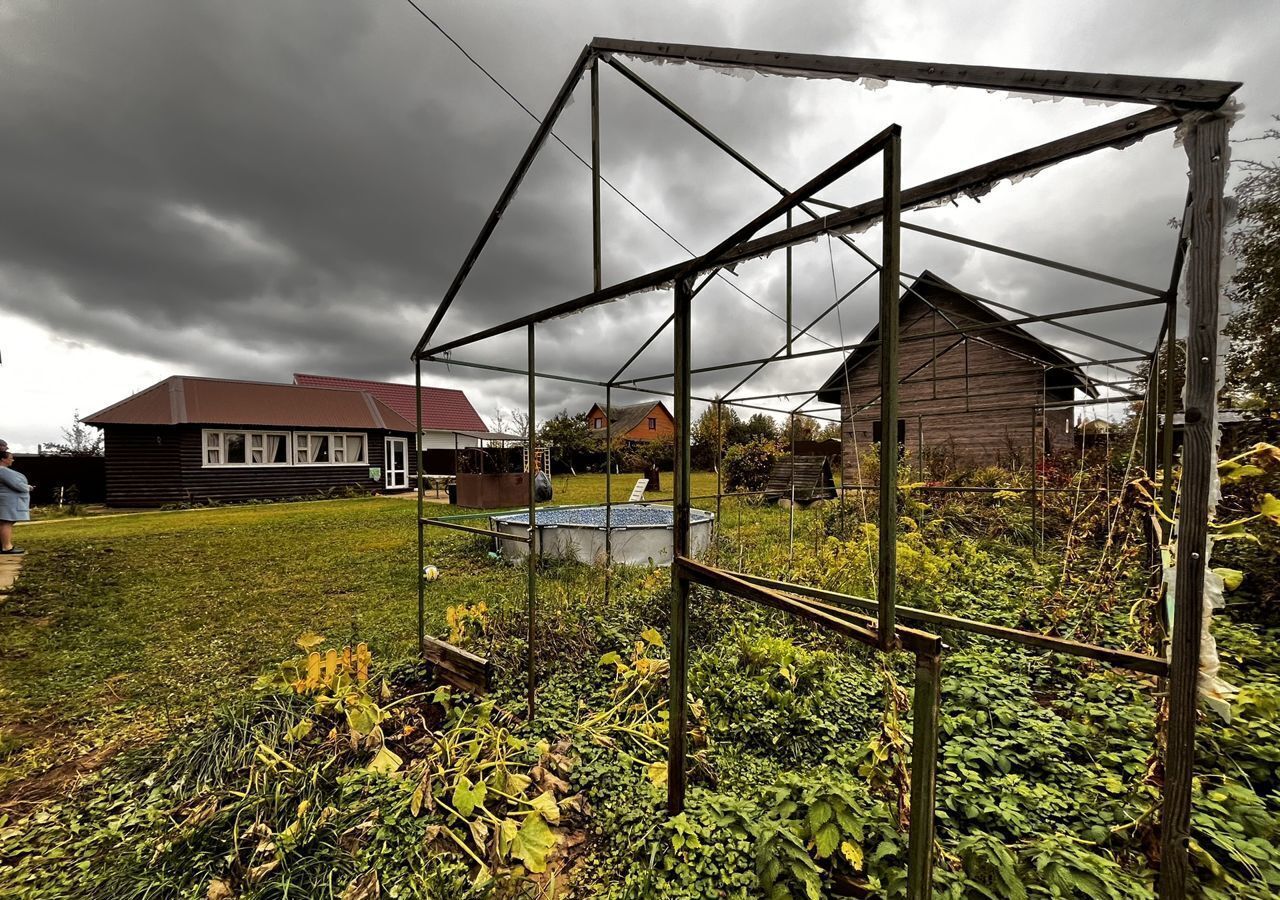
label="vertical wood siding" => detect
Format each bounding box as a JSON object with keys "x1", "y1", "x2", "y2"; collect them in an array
[{"x1": 839, "y1": 291, "x2": 1078, "y2": 480}]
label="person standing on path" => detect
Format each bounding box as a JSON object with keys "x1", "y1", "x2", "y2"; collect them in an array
[{"x1": 0, "y1": 450, "x2": 32, "y2": 554}]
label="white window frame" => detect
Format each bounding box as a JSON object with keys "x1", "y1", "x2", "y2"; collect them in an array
[
  {"x1": 201, "y1": 429, "x2": 367, "y2": 468},
  {"x1": 292, "y1": 432, "x2": 367, "y2": 466},
  {"x1": 202, "y1": 430, "x2": 292, "y2": 467}
]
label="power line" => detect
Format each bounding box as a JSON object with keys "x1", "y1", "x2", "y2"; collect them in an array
[{"x1": 401, "y1": 0, "x2": 833, "y2": 345}]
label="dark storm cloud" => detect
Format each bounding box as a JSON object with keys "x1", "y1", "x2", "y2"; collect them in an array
[
  {"x1": 1, "y1": 0, "x2": 1278, "y2": 427},
  {"x1": 0, "y1": 0, "x2": 867, "y2": 400}
]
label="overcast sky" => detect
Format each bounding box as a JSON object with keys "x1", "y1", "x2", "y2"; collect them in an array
[{"x1": 2, "y1": 0, "x2": 1277, "y2": 451}]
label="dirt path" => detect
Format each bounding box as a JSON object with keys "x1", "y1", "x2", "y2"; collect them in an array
[{"x1": 0, "y1": 553, "x2": 21, "y2": 593}]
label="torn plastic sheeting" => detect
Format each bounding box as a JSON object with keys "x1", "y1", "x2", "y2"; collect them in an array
[
  {"x1": 615, "y1": 53, "x2": 1138, "y2": 105},
  {"x1": 999, "y1": 90, "x2": 1065, "y2": 104},
  {"x1": 1008, "y1": 165, "x2": 1050, "y2": 185},
  {"x1": 1174, "y1": 98, "x2": 1245, "y2": 148},
  {"x1": 613, "y1": 53, "x2": 893, "y2": 92}
]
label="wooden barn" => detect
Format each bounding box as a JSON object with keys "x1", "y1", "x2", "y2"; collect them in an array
[
  {"x1": 816, "y1": 271, "x2": 1095, "y2": 479},
  {"x1": 585, "y1": 400, "x2": 675, "y2": 445},
  {"x1": 85, "y1": 376, "x2": 420, "y2": 506}
]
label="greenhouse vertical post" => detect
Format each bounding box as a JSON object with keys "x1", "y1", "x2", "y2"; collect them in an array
[
  {"x1": 877, "y1": 130, "x2": 902, "y2": 649},
  {"x1": 668, "y1": 275, "x2": 693, "y2": 814},
  {"x1": 527, "y1": 324, "x2": 538, "y2": 721}
]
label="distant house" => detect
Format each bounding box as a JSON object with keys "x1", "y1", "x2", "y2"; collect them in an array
[
  {"x1": 815, "y1": 271, "x2": 1095, "y2": 478},
  {"x1": 293, "y1": 373, "x2": 486, "y2": 473},
  {"x1": 585, "y1": 400, "x2": 675, "y2": 444},
  {"x1": 84, "y1": 375, "x2": 488, "y2": 506}
]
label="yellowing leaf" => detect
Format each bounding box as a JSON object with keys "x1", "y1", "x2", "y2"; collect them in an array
[
  {"x1": 841, "y1": 841, "x2": 864, "y2": 871},
  {"x1": 646, "y1": 760, "x2": 668, "y2": 788},
  {"x1": 1259, "y1": 493, "x2": 1280, "y2": 525},
  {"x1": 499, "y1": 816, "x2": 520, "y2": 854},
  {"x1": 339, "y1": 869, "x2": 380, "y2": 900},
  {"x1": 527, "y1": 789, "x2": 560, "y2": 824},
  {"x1": 245, "y1": 858, "x2": 279, "y2": 884},
  {"x1": 509, "y1": 812, "x2": 557, "y2": 873},
  {"x1": 1221, "y1": 463, "x2": 1265, "y2": 484},
  {"x1": 641, "y1": 628, "x2": 664, "y2": 647},
  {"x1": 296, "y1": 631, "x2": 325, "y2": 651},
  {"x1": 286, "y1": 718, "x2": 314, "y2": 743},
  {"x1": 1213, "y1": 567, "x2": 1245, "y2": 591},
  {"x1": 452, "y1": 775, "x2": 487, "y2": 818},
  {"x1": 344, "y1": 696, "x2": 383, "y2": 737},
  {"x1": 366, "y1": 746, "x2": 402, "y2": 775},
  {"x1": 208, "y1": 878, "x2": 235, "y2": 900},
  {"x1": 505, "y1": 772, "x2": 533, "y2": 795}
]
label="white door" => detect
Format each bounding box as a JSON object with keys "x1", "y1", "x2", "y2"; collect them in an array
[{"x1": 385, "y1": 437, "x2": 408, "y2": 490}]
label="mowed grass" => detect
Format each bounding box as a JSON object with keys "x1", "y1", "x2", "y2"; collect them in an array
[{"x1": 0, "y1": 472, "x2": 720, "y2": 782}]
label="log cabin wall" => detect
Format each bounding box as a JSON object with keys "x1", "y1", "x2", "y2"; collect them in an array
[
  {"x1": 102, "y1": 425, "x2": 421, "y2": 506},
  {"x1": 102, "y1": 425, "x2": 186, "y2": 507}
]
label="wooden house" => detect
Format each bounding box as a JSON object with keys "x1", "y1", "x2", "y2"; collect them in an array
[
  {"x1": 293, "y1": 373, "x2": 487, "y2": 474},
  {"x1": 84, "y1": 375, "x2": 484, "y2": 506},
  {"x1": 815, "y1": 271, "x2": 1095, "y2": 479},
  {"x1": 585, "y1": 400, "x2": 675, "y2": 445}
]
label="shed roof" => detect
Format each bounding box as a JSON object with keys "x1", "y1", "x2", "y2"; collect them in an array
[
  {"x1": 815, "y1": 270, "x2": 1096, "y2": 404},
  {"x1": 294, "y1": 373, "x2": 486, "y2": 432},
  {"x1": 83, "y1": 376, "x2": 416, "y2": 432}
]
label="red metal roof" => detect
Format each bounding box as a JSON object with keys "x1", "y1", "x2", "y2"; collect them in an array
[
  {"x1": 83, "y1": 376, "x2": 416, "y2": 432},
  {"x1": 293, "y1": 373, "x2": 486, "y2": 433}
]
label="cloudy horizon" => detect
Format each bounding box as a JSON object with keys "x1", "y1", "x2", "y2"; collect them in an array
[{"x1": 2, "y1": 0, "x2": 1277, "y2": 452}]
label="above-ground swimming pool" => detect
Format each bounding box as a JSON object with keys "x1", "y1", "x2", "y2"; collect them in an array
[{"x1": 489, "y1": 504, "x2": 714, "y2": 566}]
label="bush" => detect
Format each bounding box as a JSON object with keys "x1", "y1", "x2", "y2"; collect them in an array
[{"x1": 723, "y1": 440, "x2": 775, "y2": 492}]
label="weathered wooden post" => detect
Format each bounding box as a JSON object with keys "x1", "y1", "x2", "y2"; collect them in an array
[
  {"x1": 1159, "y1": 112, "x2": 1228, "y2": 900},
  {"x1": 877, "y1": 128, "x2": 902, "y2": 649},
  {"x1": 907, "y1": 651, "x2": 941, "y2": 900}
]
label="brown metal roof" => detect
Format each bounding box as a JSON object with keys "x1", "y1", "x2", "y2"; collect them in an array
[
  {"x1": 293, "y1": 373, "x2": 487, "y2": 432},
  {"x1": 83, "y1": 376, "x2": 417, "y2": 432}
]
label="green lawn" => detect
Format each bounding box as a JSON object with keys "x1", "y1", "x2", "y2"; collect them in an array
[{"x1": 0, "y1": 472, "x2": 720, "y2": 783}]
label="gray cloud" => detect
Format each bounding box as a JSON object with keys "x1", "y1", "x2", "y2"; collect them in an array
[{"x1": 2, "y1": 0, "x2": 1278, "y2": 441}]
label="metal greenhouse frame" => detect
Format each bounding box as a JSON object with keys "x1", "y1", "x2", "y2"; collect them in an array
[{"x1": 411, "y1": 39, "x2": 1239, "y2": 899}]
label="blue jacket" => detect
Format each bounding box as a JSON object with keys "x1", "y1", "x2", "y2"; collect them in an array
[{"x1": 0, "y1": 466, "x2": 31, "y2": 521}]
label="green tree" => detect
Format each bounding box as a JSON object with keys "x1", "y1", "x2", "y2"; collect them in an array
[
  {"x1": 1225, "y1": 120, "x2": 1280, "y2": 407},
  {"x1": 46, "y1": 412, "x2": 103, "y2": 456},
  {"x1": 741, "y1": 413, "x2": 779, "y2": 444},
  {"x1": 723, "y1": 439, "x2": 776, "y2": 492},
  {"x1": 816, "y1": 420, "x2": 843, "y2": 442},
  {"x1": 538, "y1": 410, "x2": 599, "y2": 472},
  {"x1": 692, "y1": 401, "x2": 741, "y2": 469},
  {"x1": 784, "y1": 413, "x2": 821, "y2": 444}
]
